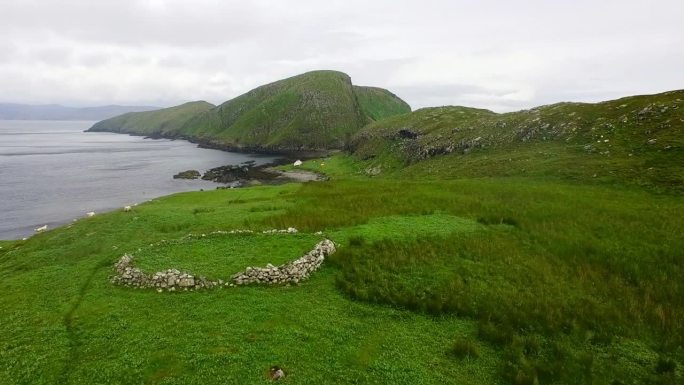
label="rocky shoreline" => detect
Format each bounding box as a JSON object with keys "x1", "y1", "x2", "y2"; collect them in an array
[
  {"x1": 87, "y1": 127, "x2": 328, "y2": 187},
  {"x1": 174, "y1": 159, "x2": 326, "y2": 188},
  {"x1": 98, "y1": 131, "x2": 329, "y2": 187},
  {"x1": 108, "y1": 129, "x2": 334, "y2": 159}
]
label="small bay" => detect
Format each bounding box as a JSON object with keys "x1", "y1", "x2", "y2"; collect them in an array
[{"x1": 0, "y1": 120, "x2": 277, "y2": 239}]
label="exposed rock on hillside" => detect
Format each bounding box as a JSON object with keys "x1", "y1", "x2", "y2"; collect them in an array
[{"x1": 352, "y1": 90, "x2": 684, "y2": 191}]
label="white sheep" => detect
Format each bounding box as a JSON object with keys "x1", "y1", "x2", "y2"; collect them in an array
[
  {"x1": 293, "y1": 160, "x2": 303, "y2": 166},
  {"x1": 34, "y1": 225, "x2": 48, "y2": 232},
  {"x1": 123, "y1": 206, "x2": 132, "y2": 212},
  {"x1": 86, "y1": 211, "x2": 95, "y2": 217}
]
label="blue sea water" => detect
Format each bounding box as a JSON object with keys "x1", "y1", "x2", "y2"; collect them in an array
[{"x1": 0, "y1": 120, "x2": 276, "y2": 239}]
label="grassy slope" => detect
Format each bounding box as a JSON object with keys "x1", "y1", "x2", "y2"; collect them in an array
[
  {"x1": 1, "y1": 170, "x2": 682, "y2": 384},
  {"x1": 353, "y1": 86, "x2": 412, "y2": 121},
  {"x1": 87, "y1": 71, "x2": 411, "y2": 151},
  {"x1": 354, "y1": 90, "x2": 684, "y2": 192},
  {"x1": 181, "y1": 71, "x2": 367, "y2": 150},
  {"x1": 0, "y1": 186, "x2": 500, "y2": 385},
  {"x1": 3, "y1": 90, "x2": 683, "y2": 385},
  {"x1": 88, "y1": 101, "x2": 215, "y2": 136}
]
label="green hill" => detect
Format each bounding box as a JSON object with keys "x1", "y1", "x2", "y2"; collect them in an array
[
  {"x1": 88, "y1": 71, "x2": 411, "y2": 152},
  {"x1": 8, "y1": 87, "x2": 682, "y2": 385},
  {"x1": 88, "y1": 101, "x2": 215, "y2": 136},
  {"x1": 352, "y1": 86, "x2": 411, "y2": 121},
  {"x1": 353, "y1": 90, "x2": 684, "y2": 191}
]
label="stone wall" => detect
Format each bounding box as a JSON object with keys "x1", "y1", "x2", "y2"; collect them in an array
[
  {"x1": 111, "y1": 238, "x2": 335, "y2": 292},
  {"x1": 111, "y1": 254, "x2": 221, "y2": 291},
  {"x1": 230, "y1": 239, "x2": 335, "y2": 285}
]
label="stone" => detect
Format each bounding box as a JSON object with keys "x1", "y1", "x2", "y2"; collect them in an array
[
  {"x1": 270, "y1": 367, "x2": 285, "y2": 380},
  {"x1": 111, "y1": 232, "x2": 335, "y2": 292},
  {"x1": 173, "y1": 170, "x2": 201, "y2": 179}
]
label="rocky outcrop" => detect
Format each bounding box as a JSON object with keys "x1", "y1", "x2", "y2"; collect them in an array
[
  {"x1": 110, "y1": 235, "x2": 335, "y2": 291},
  {"x1": 173, "y1": 170, "x2": 201, "y2": 179},
  {"x1": 201, "y1": 162, "x2": 279, "y2": 184}
]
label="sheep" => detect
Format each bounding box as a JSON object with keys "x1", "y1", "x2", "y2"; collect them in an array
[
  {"x1": 34, "y1": 225, "x2": 48, "y2": 232},
  {"x1": 293, "y1": 160, "x2": 303, "y2": 166},
  {"x1": 86, "y1": 211, "x2": 95, "y2": 217},
  {"x1": 123, "y1": 206, "x2": 132, "y2": 212}
]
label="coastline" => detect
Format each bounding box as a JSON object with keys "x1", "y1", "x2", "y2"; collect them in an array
[
  {"x1": 86, "y1": 127, "x2": 336, "y2": 160},
  {"x1": 1, "y1": 123, "x2": 280, "y2": 240},
  {"x1": 4, "y1": 129, "x2": 327, "y2": 241}
]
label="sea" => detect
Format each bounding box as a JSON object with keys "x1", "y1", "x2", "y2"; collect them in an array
[{"x1": 0, "y1": 120, "x2": 277, "y2": 239}]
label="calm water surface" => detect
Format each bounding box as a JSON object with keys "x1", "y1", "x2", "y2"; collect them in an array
[{"x1": 0, "y1": 120, "x2": 277, "y2": 239}]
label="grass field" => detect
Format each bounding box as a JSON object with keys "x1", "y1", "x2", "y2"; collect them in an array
[{"x1": 1, "y1": 162, "x2": 682, "y2": 384}]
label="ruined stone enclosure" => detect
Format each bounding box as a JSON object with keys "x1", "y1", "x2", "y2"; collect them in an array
[{"x1": 110, "y1": 229, "x2": 336, "y2": 292}]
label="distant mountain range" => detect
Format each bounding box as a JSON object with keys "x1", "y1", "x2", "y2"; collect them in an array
[{"x1": 0, "y1": 103, "x2": 161, "y2": 121}]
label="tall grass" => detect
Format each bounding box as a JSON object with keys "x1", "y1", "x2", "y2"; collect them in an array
[{"x1": 260, "y1": 178, "x2": 683, "y2": 382}]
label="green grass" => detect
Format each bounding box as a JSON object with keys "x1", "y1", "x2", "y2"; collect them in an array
[
  {"x1": 135, "y1": 233, "x2": 325, "y2": 278},
  {"x1": 354, "y1": 90, "x2": 683, "y2": 192},
  {"x1": 1, "y1": 174, "x2": 682, "y2": 384},
  {"x1": 353, "y1": 86, "x2": 411, "y2": 121},
  {"x1": 276, "y1": 153, "x2": 371, "y2": 178},
  {"x1": 89, "y1": 71, "x2": 411, "y2": 152},
  {"x1": 4, "y1": 91, "x2": 684, "y2": 384}
]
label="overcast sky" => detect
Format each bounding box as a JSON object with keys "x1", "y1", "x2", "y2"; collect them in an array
[{"x1": 0, "y1": 0, "x2": 682, "y2": 112}]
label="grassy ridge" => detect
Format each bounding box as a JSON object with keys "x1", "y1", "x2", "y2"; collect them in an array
[
  {"x1": 88, "y1": 101, "x2": 215, "y2": 136},
  {"x1": 183, "y1": 71, "x2": 367, "y2": 151},
  {"x1": 352, "y1": 86, "x2": 411, "y2": 121},
  {"x1": 88, "y1": 71, "x2": 411, "y2": 152},
  {"x1": 354, "y1": 90, "x2": 684, "y2": 191}
]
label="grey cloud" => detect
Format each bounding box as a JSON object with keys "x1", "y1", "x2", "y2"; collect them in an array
[{"x1": 0, "y1": 0, "x2": 682, "y2": 111}]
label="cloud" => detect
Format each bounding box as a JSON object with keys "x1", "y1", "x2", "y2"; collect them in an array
[{"x1": 0, "y1": 0, "x2": 682, "y2": 111}]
